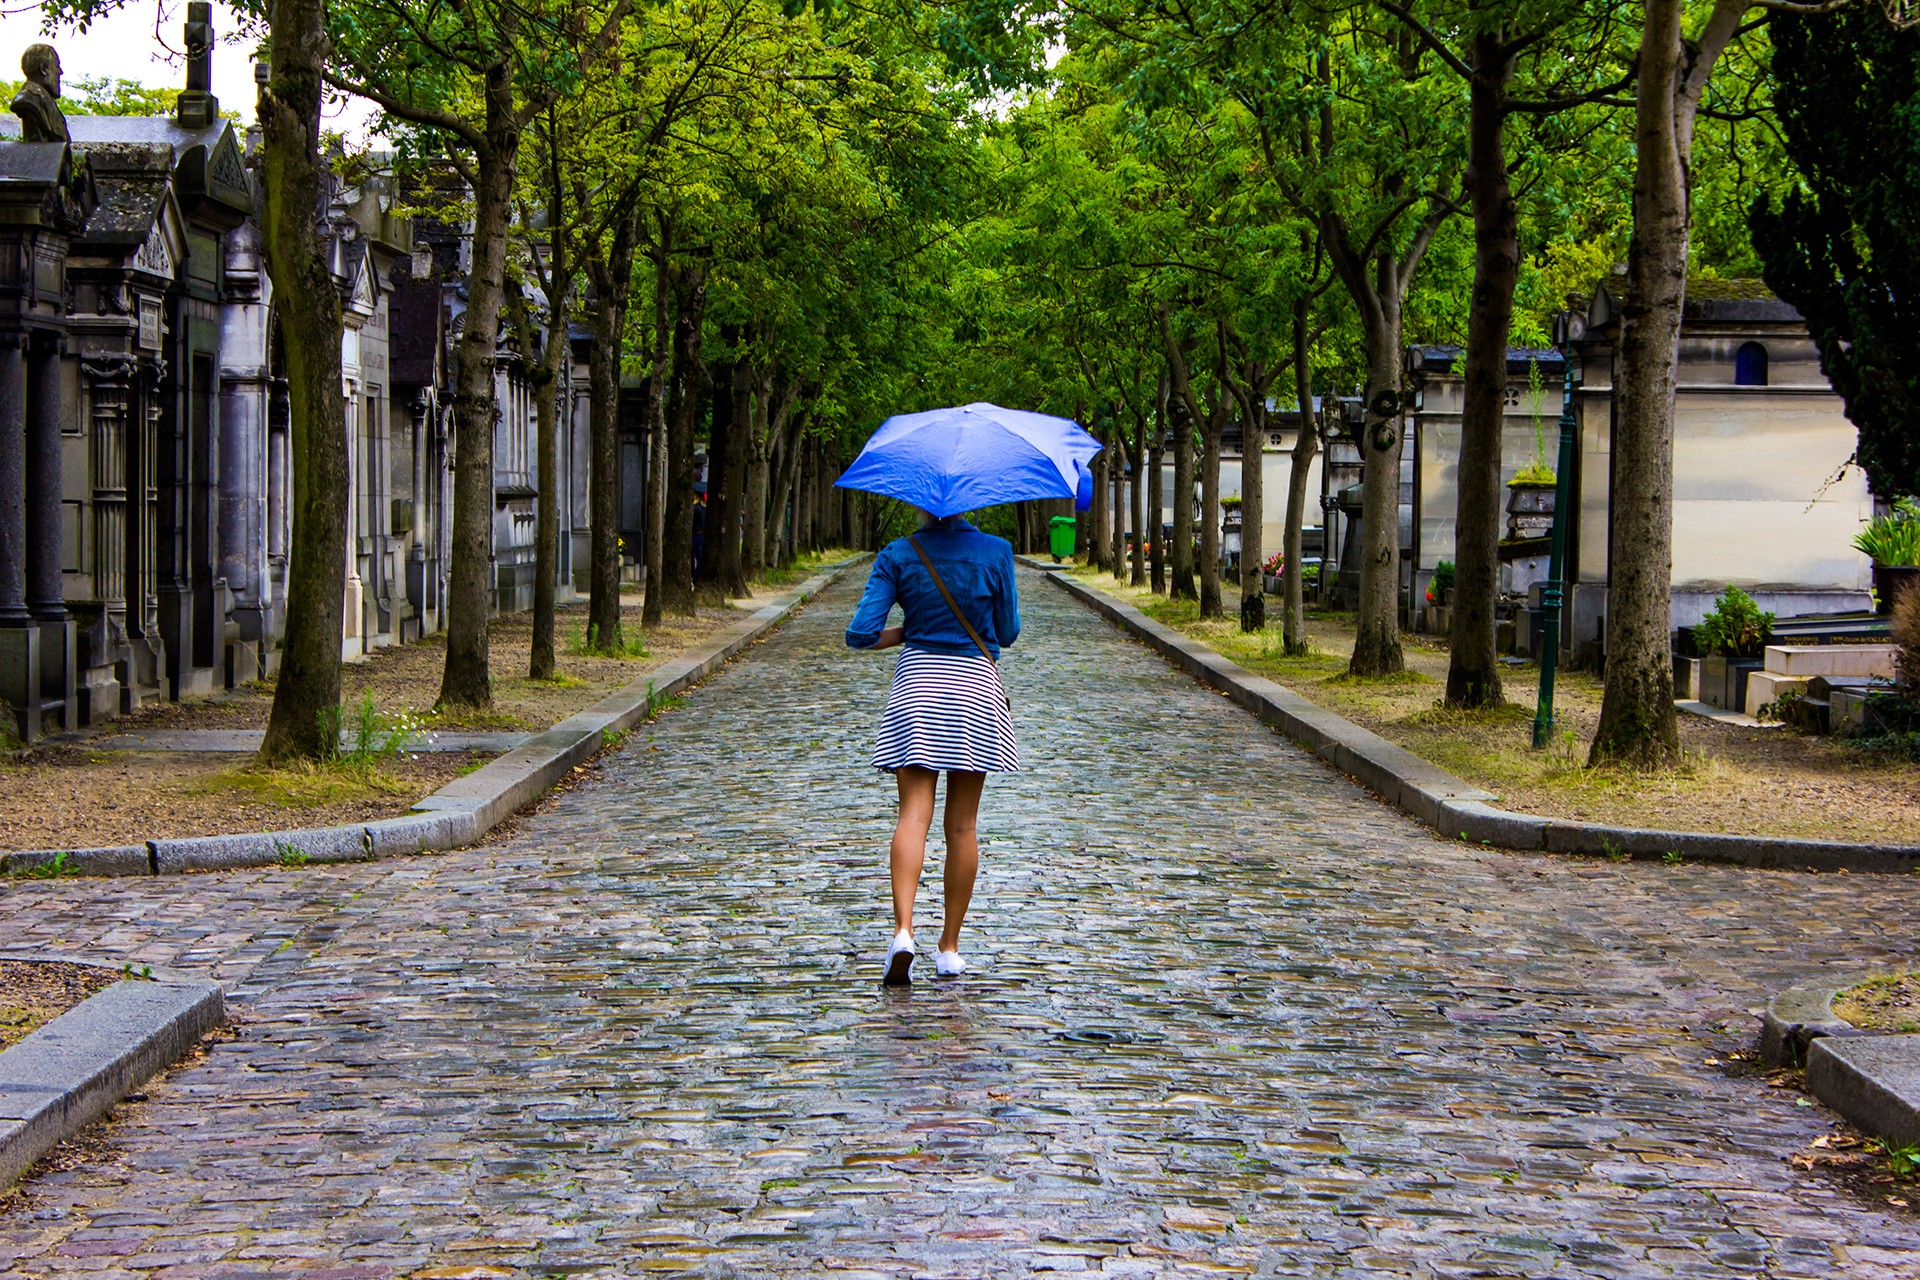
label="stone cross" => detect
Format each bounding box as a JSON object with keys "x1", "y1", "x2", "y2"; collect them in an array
[
  {"x1": 175, "y1": 2, "x2": 221, "y2": 127},
  {"x1": 10, "y1": 44, "x2": 68, "y2": 144}
]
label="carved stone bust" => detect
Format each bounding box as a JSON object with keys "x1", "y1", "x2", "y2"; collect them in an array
[{"x1": 11, "y1": 44, "x2": 68, "y2": 143}]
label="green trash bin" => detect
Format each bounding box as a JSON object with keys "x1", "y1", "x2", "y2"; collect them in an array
[{"x1": 1048, "y1": 515, "x2": 1077, "y2": 562}]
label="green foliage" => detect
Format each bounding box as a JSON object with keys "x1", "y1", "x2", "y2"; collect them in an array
[
  {"x1": 8, "y1": 850, "x2": 75, "y2": 879},
  {"x1": 1693, "y1": 585, "x2": 1775, "y2": 661},
  {"x1": 1428, "y1": 561, "x2": 1454, "y2": 602},
  {"x1": 1853, "y1": 498, "x2": 1920, "y2": 567},
  {"x1": 1751, "y1": 5, "x2": 1920, "y2": 500},
  {"x1": 317, "y1": 693, "x2": 422, "y2": 767},
  {"x1": 1509, "y1": 461, "x2": 1557, "y2": 487}
]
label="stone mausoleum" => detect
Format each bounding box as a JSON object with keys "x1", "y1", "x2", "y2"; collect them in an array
[{"x1": 0, "y1": 6, "x2": 603, "y2": 740}]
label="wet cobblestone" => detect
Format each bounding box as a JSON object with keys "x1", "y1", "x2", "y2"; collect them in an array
[{"x1": 3, "y1": 570, "x2": 1919, "y2": 1277}]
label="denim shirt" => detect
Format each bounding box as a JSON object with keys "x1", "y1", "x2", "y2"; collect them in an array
[{"x1": 845, "y1": 520, "x2": 1021, "y2": 659}]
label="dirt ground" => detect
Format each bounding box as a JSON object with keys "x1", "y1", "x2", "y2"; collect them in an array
[
  {"x1": 0, "y1": 563, "x2": 851, "y2": 856},
  {"x1": 1073, "y1": 568, "x2": 1920, "y2": 845},
  {"x1": 0, "y1": 960, "x2": 118, "y2": 1052},
  {"x1": 1835, "y1": 972, "x2": 1920, "y2": 1033}
]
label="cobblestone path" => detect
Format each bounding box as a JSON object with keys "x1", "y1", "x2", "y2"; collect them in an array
[{"x1": 5, "y1": 570, "x2": 1920, "y2": 1278}]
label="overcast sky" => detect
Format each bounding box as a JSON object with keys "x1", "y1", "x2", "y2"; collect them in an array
[{"x1": 0, "y1": 0, "x2": 377, "y2": 136}]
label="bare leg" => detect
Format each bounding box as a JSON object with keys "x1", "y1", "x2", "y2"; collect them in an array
[
  {"x1": 890, "y1": 767, "x2": 938, "y2": 937},
  {"x1": 939, "y1": 771, "x2": 986, "y2": 953}
]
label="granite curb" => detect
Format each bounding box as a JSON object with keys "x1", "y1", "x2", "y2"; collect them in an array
[
  {"x1": 0, "y1": 557, "x2": 868, "y2": 879},
  {"x1": 1759, "y1": 969, "x2": 1920, "y2": 1153},
  {"x1": 1030, "y1": 563, "x2": 1920, "y2": 875},
  {"x1": 0, "y1": 952, "x2": 224, "y2": 1188}
]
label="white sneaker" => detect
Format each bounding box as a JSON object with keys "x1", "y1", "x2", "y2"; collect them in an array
[
  {"x1": 934, "y1": 950, "x2": 966, "y2": 977},
  {"x1": 883, "y1": 931, "x2": 915, "y2": 986}
]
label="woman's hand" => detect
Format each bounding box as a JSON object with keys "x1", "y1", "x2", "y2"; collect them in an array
[{"x1": 872, "y1": 626, "x2": 905, "y2": 650}]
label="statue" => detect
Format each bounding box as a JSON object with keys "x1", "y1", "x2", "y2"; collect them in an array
[{"x1": 11, "y1": 44, "x2": 68, "y2": 144}]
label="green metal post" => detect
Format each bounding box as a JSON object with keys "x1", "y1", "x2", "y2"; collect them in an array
[{"x1": 1532, "y1": 354, "x2": 1580, "y2": 749}]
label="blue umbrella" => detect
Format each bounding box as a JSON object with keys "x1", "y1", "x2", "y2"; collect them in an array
[{"x1": 835, "y1": 402, "x2": 1104, "y2": 518}]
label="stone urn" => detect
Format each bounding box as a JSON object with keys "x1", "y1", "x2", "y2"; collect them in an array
[{"x1": 1506, "y1": 482, "x2": 1556, "y2": 540}]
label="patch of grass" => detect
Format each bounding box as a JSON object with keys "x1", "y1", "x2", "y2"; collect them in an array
[
  {"x1": 192, "y1": 760, "x2": 409, "y2": 808},
  {"x1": 1324, "y1": 668, "x2": 1436, "y2": 688},
  {"x1": 644, "y1": 682, "x2": 684, "y2": 721},
  {"x1": 1397, "y1": 702, "x2": 1533, "y2": 729},
  {"x1": 7, "y1": 850, "x2": 75, "y2": 879},
  {"x1": 522, "y1": 672, "x2": 588, "y2": 689},
  {"x1": 273, "y1": 840, "x2": 310, "y2": 867},
  {"x1": 1833, "y1": 971, "x2": 1920, "y2": 1032},
  {"x1": 566, "y1": 622, "x2": 651, "y2": 660}
]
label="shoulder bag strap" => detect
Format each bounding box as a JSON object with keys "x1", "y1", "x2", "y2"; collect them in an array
[{"x1": 908, "y1": 535, "x2": 995, "y2": 663}]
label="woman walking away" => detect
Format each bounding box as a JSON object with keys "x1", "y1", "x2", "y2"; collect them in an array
[{"x1": 847, "y1": 511, "x2": 1020, "y2": 986}]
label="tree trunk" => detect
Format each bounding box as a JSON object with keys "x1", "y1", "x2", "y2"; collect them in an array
[
  {"x1": 1234, "y1": 368, "x2": 1267, "y2": 633},
  {"x1": 1088, "y1": 448, "x2": 1110, "y2": 570},
  {"x1": 701, "y1": 333, "x2": 739, "y2": 594},
  {"x1": 740, "y1": 371, "x2": 780, "y2": 580},
  {"x1": 1158, "y1": 313, "x2": 1204, "y2": 602},
  {"x1": 1129, "y1": 407, "x2": 1147, "y2": 586},
  {"x1": 1284, "y1": 303, "x2": 1319, "y2": 656},
  {"x1": 529, "y1": 305, "x2": 561, "y2": 680},
  {"x1": 1198, "y1": 396, "x2": 1223, "y2": 619},
  {"x1": 1349, "y1": 305, "x2": 1408, "y2": 676},
  {"x1": 586, "y1": 210, "x2": 636, "y2": 653},
  {"x1": 438, "y1": 74, "x2": 521, "y2": 711},
  {"x1": 1590, "y1": 0, "x2": 1723, "y2": 766},
  {"x1": 525, "y1": 122, "x2": 570, "y2": 683},
  {"x1": 642, "y1": 227, "x2": 671, "y2": 628},
  {"x1": 256, "y1": 0, "x2": 347, "y2": 765},
  {"x1": 767, "y1": 387, "x2": 805, "y2": 569},
  {"x1": 509, "y1": 273, "x2": 568, "y2": 680},
  {"x1": 1109, "y1": 426, "x2": 1126, "y2": 579},
  {"x1": 1170, "y1": 408, "x2": 1195, "y2": 600},
  {"x1": 659, "y1": 265, "x2": 705, "y2": 616},
  {"x1": 1446, "y1": 30, "x2": 1518, "y2": 709},
  {"x1": 1149, "y1": 376, "x2": 1167, "y2": 594}
]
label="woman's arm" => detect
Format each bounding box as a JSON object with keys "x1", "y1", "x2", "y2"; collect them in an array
[
  {"x1": 846, "y1": 553, "x2": 900, "y2": 650},
  {"x1": 994, "y1": 550, "x2": 1021, "y2": 649},
  {"x1": 871, "y1": 625, "x2": 906, "y2": 650}
]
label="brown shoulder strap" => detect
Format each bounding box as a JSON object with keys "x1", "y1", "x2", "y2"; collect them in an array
[{"x1": 908, "y1": 535, "x2": 994, "y2": 663}]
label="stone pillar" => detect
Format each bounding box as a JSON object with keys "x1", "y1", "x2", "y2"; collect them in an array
[
  {"x1": 0, "y1": 334, "x2": 29, "y2": 624},
  {"x1": 83, "y1": 357, "x2": 130, "y2": 615},
  {"x1": 27, "y1": 333, "x2": 66, "y2": 621}
]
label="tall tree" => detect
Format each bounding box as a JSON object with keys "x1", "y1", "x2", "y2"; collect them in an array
[
  {"x1": 1375, "y1": 0, "x2": 1627, "y2": 706},
  {"x1": 1751, "y1": 3, "x2": 1920, "y2": 501},
  {"x1": 255, "y1": 0, "x2": 349, "y2": 763},
  {"x1": 1589, "y1": 0, "x2": 1840, "y2": 766},
  {"x1": 326, "y1": 0, "x2": 632, "y2": 710}
]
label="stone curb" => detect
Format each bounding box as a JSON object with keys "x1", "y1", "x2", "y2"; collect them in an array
[
  {"x1": 1759, "y1": 972, "x2": 1881, "y2": 1067},
  {"x1": 0, "y1": 952, "x2": 224, "y2": 1189},
  {"x1": 1030, "y1": 563, "x2": 1920, "y2": 874},
  {"x1": 1808, "y1": 1034, "x2": 1920, "y2": 1152},
  {"x1": 0, "y1": 558, "x2": 868, "y2": 879}
]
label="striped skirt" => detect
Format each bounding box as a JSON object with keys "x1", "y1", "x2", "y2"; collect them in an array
[{"x1": 872, "y1": 647, "x2": 1020, "y2": 774}]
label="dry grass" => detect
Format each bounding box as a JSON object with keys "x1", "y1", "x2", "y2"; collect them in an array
[
  {"x1": 1834, "y1": 972, "x2": 1920, "y2": 1034},
  {"x1": 0, "y1": 560, "x2": 860, "y2": 853},
  {"x1": 1071, "y1": 566, "x2": 1920, "y2": 844}
]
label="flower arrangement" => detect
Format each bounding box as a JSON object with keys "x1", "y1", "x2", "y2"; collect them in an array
[
  {"x1": 1426, "y1": 559, "x2": 1455, "y2": 604},
  {"x1": 1262, "y1": 551, "x2": 1285, "y2": 577}
]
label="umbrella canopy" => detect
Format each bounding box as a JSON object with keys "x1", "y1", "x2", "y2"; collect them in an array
[{"x1": 835, "y1": 402, "x2": 1103, "y2": 519}]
